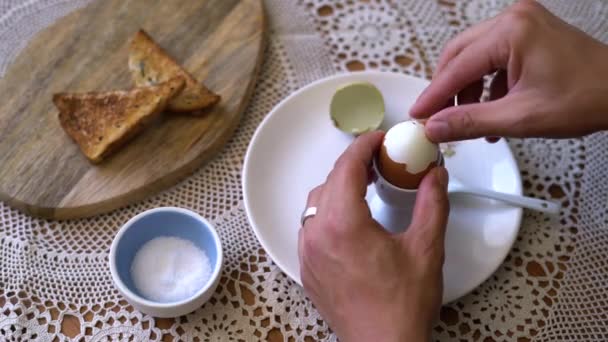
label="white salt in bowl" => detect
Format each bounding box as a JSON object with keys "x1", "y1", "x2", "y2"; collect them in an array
[{"x1": 109, "y1": 207, "x2": 223, "y2": 317}]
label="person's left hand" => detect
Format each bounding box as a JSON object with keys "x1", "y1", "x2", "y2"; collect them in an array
[{"x1": 298, "y1": 131, "x2": 450, "y2": 342}]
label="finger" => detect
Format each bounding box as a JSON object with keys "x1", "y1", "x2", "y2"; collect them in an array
[
  {"x1": 319, "y1": 132, "x2": 383, "y2": 231},
  {"x1": 489, "y1": 69, "x2": 508, "y2": 101},
  {"x1": 456, "y1": 70, "x2": 507, "y2": 143},
  {"x1": 325, "y1": 131, "x2": 384, "y2": 205},
  {"x1": 403, "y1": 167, "x2": 450, "y2": 253},
  {"x1": 305, "y1": 185, "x2": 324, "y2": 209},
  {"x1": 457, "y1": 79, "x2": 484, "y2": 105},
  {"x1": 410, "y1": 36, "x2": 509, "y2": 118},
  {"x1": 297, "y1": 229, "x2": 320, "y2": 300},
  {"x1": 368, "y1": 167, "x2": 376, "y2": 185},
  {"x1": 435, "y1": 16, "x2": 498, "y2": 75},
  {"x1": 301, "y1": 184, "x2": 324, "y2": 229},
  {"x1": 424, "y1": 94, "x2": 528, "y2": 142},
  {"x1": 298, "y1": 227, "x2": 305, "y2": 265}
]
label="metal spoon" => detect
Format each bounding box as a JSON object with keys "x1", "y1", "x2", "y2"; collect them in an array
[{"x1": 448, "y1": 176, "x2": 561, "y2": 214}]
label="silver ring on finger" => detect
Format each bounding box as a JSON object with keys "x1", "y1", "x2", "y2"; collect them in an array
[{"x1": 300, "y1": 207, "x2": 317, "y2": 227}]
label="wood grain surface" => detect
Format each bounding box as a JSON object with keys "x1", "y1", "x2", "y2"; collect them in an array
[{"x1": 0, "y1": 0, "x2": 265, "y2": 219}]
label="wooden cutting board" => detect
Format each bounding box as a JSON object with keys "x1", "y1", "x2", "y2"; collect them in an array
[{"x1": 0, "y1": 0, "x2": 265, "y2": 220}]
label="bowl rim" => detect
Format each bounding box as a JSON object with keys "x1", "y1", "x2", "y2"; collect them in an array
[{"x1": 108, "y1": 206, "x2": 223, "y2": 308}]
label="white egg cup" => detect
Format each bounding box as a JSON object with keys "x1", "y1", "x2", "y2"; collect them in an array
[{"x1": 369, "y1": 154, "x2": 444, "y2": 234}]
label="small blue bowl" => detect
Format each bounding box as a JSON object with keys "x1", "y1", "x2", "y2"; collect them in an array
[{"x1": 109, "y1": 207, "x2": 223, "y2": 317}]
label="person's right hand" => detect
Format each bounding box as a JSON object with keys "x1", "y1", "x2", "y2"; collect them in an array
[{"x1": 410, "y1": 0, "x2": 608, "y2": 142}]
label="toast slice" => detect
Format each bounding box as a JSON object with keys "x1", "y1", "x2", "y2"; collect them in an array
[
  {"x1": 54, "y1": 77, "x2": 185, "y2": 163},
  {"x1": 128, "y1": 29, "x2": 220, "y2": 113}
]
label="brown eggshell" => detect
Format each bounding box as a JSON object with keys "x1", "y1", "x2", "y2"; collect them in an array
[{"x1": 377, "y1": 144, "x2": 438, "y2": 190}]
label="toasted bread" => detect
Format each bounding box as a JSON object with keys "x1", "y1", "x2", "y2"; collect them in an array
[
  {"x1": 128, "y1": 29, "x2": 220, "y2": 113},
  {"x1": 54, "y1": 77, "x2": 185, "y2": 163}
]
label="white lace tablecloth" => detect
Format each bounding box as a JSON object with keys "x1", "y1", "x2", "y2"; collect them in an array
[{"x1": 1, "y1": 0, "x2": 608, "y2": 341}]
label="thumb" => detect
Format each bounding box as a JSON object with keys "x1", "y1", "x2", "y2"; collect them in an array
[
  {"x1": 403, "y1": 167, "x2": 450, "y2": 256},
  {"x1": 424, "y1": 96, "x2": 527, "y2": 142}
]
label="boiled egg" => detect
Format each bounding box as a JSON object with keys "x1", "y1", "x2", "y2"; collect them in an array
[{"x1": 377, "y1": 120, "x2": 441, "y2": 189}]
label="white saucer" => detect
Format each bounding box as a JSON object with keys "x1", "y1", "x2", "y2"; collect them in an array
[{"x1": 243, "y1": 71, "x2": 523, "y2": 304}]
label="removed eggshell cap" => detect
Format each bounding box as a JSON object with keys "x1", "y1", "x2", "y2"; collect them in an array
[
  {"x1": 330, "y1": 82, "x2": 384, "y2": 135},
  {"x1": 383, "y1": 120, "x2": 439, "y2": 174}
]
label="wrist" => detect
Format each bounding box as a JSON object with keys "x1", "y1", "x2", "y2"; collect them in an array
[
  {"x1": 339, "y1": 322, "x2": 431, "y2": 342},
  {"x1": 400, "y1": 326, "x2": 431, "y2": 342}
]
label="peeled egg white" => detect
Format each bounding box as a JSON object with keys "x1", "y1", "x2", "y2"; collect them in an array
[{"x1": 378, "y1": 120, "x2": 440, "y2": 189}]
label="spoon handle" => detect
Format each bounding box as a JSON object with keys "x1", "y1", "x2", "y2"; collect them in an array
[{"x1": 450, "y1": 187, "x2": 561, "y2": 214}]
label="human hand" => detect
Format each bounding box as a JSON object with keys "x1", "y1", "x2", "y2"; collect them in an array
[
  {"x1": 298, "y1": 131, "x2": 450, "y2": 342},
  {"x1": 410, "y1": 0, "x2": 608, "y2": 142}
]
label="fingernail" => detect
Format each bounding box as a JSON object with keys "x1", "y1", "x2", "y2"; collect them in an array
[
  {"x1": 409, "y1": 105, "x2": 421, "y2": 118},
  {"x1": 426, "y1": 120, "x2": 450, "y2": 142},
  {"x1": 436, "y1": 166, "x2": 449, "y2": 189},
  {"x1": 486, "y1": 136, "x2": 500, "y2": 143},
  {"x1": 409, "y1": 90, "x2": 428, "y2": 117}
]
